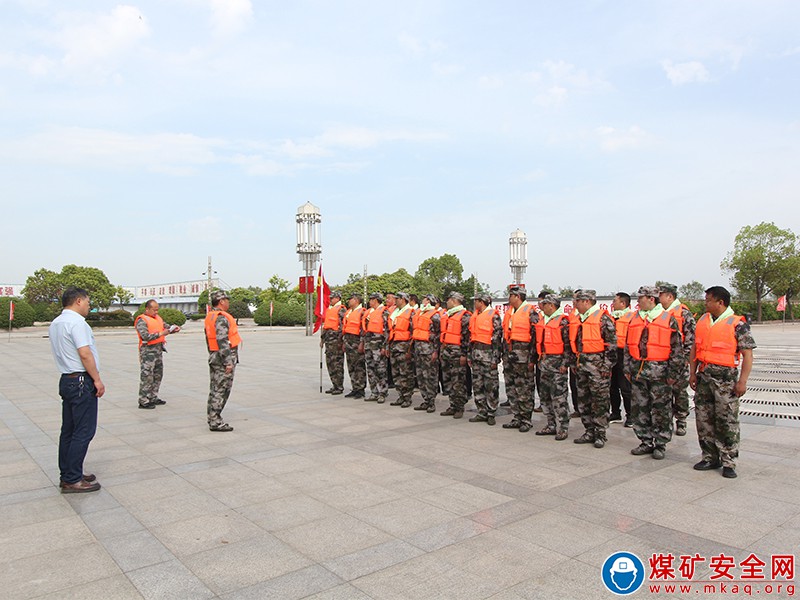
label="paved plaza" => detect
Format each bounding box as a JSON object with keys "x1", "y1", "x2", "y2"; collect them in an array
[{"x1": 1, "y1": 320, "x2": 799, "y2": 599}]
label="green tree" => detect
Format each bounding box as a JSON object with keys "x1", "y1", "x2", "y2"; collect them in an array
[
  {"x1": 114, "y1": 286, "x2": 133, "y2": 305},
  {"x1": 721, "y1": 222, "x2": 798, "y2": 321},
  {"x1": 228, "y1": 287, "x2": 256, "y2": 305},
  {"x1": 23, "y1": 264, "x2": 118, "y2": 309},
  {"x1": 0, "y1": 297, "x2": 36, "y2": 328},
  {"x1": 414, "y1": 254, "x2": 463, "y2": 299},
  {"x1": 538, "y1": 284, "x2": 556, "y2": 295},
  {"x1": 22, "y1": 268, "x2": 62, "y2": 305},
  {"x1": 679, "y1": 280, "x2": 706, "y2": 301},
  {"x1": 557, "y1": 286, "x2": 579, "y2": 298}
]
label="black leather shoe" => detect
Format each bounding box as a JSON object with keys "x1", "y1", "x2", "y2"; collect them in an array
[
  {"x1": 389, "y1": 399, "x2": 403, "y2": 406},
  {"x1": 138, "y1": 403, "x2": 156, "y2": 409},
  {"x1": 413, "y1": 403, "x2": 428, "y2": 411},
  {"x1": 518, "y1": 423, "x2": 532, "y2": 433},
  {"x1": 344, "y1": 390, "x2": 356, "y2": 398},
  {"x1": 487, "y1": 416, "x2": 496, "y2": 426},
  {"x1": 722, "y1": 467, "x2": 738, "y2": 479},
  {"x1": 440, "y1": 407, "x2": 456, "y2": 416},
  {"x1": 693, "y1": 459, "x2": 722, "y2": 471},
  {"x1": 502, "y1": 419, "x2": 521, "y2": 429},
  {"x1": 154, "y1": 398, "x2": 166, "y2": 405},
  {"x1": 469, "y1": 415, "x2": 488, "y2": 423},
  {"x1": 351, "y1": 390, "x2": 365, "y2": 399}
]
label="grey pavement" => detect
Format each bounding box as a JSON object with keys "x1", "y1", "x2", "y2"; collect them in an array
[{"x1": 1, "y1": 320, "x2": 799, "y2": 599}]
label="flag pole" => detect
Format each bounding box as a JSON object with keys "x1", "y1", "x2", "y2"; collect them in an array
[{"x1": 7, "y1": 300, "x2": 13, "y2": 343}]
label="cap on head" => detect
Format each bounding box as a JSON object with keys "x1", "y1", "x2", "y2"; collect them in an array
[
  {"x1": 424, "y1": 294, "x2": 438, "y2": 305},
  {"x1": 539, "y1": 293, "x2": 560, "y2": 306},
  {"x1": 369, "y1": 292, "x2": 384, "y2": 303},
  {"x1": 508, "y1": 286, "x2": 527, "y2": 301},
  {"x1": 658, "y1": 283, "x2": 678, "y2": 296},
  {"x1": 448, "y1": 291, "x2": 465, "y2": 304},
  {"x1": 330, "y1": 290, "x2": 342, "y2": 299},
  {"x1": 636, "y1": 285, "x2": 660, "y2": 299},
  {"x1": 573, "y1": 289, "x2": 596, "y2": 301},
  {"x1": 396, "y1": 292, "x2": 410, "y2": 302},
  {"x1": 210, "y1": 290, "x2": 229, "y2": 304},
  {"x1": 472, "y1": 293, "x2": 492, "y2": 305}
]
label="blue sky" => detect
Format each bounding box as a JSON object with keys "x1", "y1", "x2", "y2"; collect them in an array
[{"x1": 1, "y1": 0, "x2": 799, "y2": 296}]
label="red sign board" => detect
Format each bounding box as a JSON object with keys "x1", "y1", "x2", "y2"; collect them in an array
[{"x1": 299, "y1": 276, "x2": 314, "y2": 294}]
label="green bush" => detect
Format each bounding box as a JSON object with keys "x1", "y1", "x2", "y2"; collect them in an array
[
  {"x1": 188, "y1": 313, "x2": 205, "y2": 321},
  {"x1": 0, "y1": 297, "x2": 36, "y2": 328},
  {"x1": 228, "y1": 300, "x2": 252, "y2": 320},
  {"x1": 253, "y1": 302, "x2": 306, "y2": 326},
  {"x1": 85, "y1": 310, "x2": 133, "y2": 328},
  {"x1": 32, "y1": 302, "x2": 60, "y2": 322}
]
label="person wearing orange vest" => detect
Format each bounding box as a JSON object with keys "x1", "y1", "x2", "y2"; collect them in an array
[
  {"x1": 320, "y1": 291, "x2": 347, "y2": 395},
  {"x1": 609, "y1": 292, "x2": 634, "y2": 427},
  {"x1": 624, "y1": 286, "x2": 683, "y2": 460},
  {"x1": 363, "y1": 292, "x2": 390, "y2": 403},
  {"x1": 134, "y1": 299, "x2": 180, "y2": 409},
  {"x1": 534, "y1": 294, "x2": 572, "y2": 440},
  {"x1": 689, "y1": 286, "x2": 756, "y2": 479},
  {"x1": 468, "y1": 293, "x2": 502, "y2": 426},
  {"x1": 501, "y1": 286, "x2": 539, "y2": 432},
  {"x1": 384, "y1": 292, "x2": 397, "y2": 390},
  {"x1": 387, "y1": 292, "x2": 416, "y2": 407},
  {"x1": 569, "y1": 289, "x2": 617, "y2": 448},
  {"x1": 412, "y1": 294, "x2": 441, "y2": 413},
  {"x1": 658, "y1": 283, "x2": 696, "y2": 437},
  {"x1": 440, "y1": 291, "x2": 471, "y2": 419},
  {"x1": 342, "y1": 293, "x2": 366, "y2": 399},
  {"x1": 204, "y1": 290, "x2": 241, "y2": 432}
]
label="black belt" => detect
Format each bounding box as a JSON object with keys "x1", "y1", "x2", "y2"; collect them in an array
[{"x1": 62, "y1": 372, "x2": 88, "y2": 378}]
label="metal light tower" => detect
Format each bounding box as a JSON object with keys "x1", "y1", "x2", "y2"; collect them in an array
[
  {"x1": 509, "y1": 229, "x2": 528, "y2": 286},
  {"x1": 296, "y1": 202, "x2": 322, "y2": 336}
]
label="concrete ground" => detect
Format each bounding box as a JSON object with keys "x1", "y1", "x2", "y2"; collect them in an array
[{"x1": 1, "y1": 320, "x2": 799, "y2": 599}]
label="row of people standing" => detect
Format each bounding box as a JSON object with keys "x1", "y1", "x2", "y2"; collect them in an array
[{"x1": 321, "y1": 282, "x2": 755, "y2": 478}]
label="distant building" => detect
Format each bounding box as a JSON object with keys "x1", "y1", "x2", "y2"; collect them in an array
[
  {"x1": 115, "y1": 278, "x2": 222, "y2": 314},
  {"x1": 0, "y1": 284, "x2": 25, "y2": 298}
]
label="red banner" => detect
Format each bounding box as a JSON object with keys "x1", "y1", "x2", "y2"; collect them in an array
[
  {"x1": 777, "y1": 295, "x2": 787, "y2": 312},
  {"x1": 298, "y1": 276, "x2": 314, "y2": 294},
  {"x1": 9, "y1": 300, "x2": 13, "y2": 321}
]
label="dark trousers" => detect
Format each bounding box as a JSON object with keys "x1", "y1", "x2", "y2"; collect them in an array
[
  {"x1": 569, "y1": 368, "x2": 578, "y2": 412},
  {"x1": 609, "y1": 348, "x2": 632, "y2": 417},
  {"x1": 58, "y1": 374, "x2": 98, "y2": 484}
]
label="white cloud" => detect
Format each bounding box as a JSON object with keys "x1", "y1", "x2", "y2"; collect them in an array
[
  {"x1": 595, "y1": 125, "x2": 649, "y2": 152},
  {"x1": 432, "y1": 62, "x2": 464, "y2": 76},
  {"x1": 208, "y1": 0, "x2": 253, "y2": 37},
  {"x1": 534, "y1": 85, "x2": 567, "y2": 107},
  {"x1": 186, "y1": 216, "x2": 223, "y2": 242},
  {"x1": 523, "y1": 60, "x2": 609, "y2": 106},
  {"x1": 314, "y1": 126, "x2": 445, "y2": 149},
  {"x1": 661, "y1": 60, "x2": 710, "y2": 85},
  {"x1": 397, "y1": 32, "x2": 445, "y2": 57},
  {"x1": 478, "y1": 75, "x2": 504, "y2": 89}
]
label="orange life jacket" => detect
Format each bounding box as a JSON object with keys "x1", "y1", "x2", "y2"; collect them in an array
[
  {"x1": 135, "y1": 314, "x2": 165, "y2": 348},
  {"x1": 389, "y1": 307, "x2": 413, "y2": 342},
  {"x1": 322, "y1": 304, "x2": 342, "y2": 331},
  {"x1": 342, "y1": 307, "x2": 363, "y2": 335},
  {"x1": 506, "y1": 304, "x2": 534, "y2": 343},
  {"x1": 469, "y1": 308, "x2": 495, "y2": 345},
  {"x1": 695, "y1": 313, "x2": 744, "y2": 367},
  {"x1": 667, "y1": 303, "x2": 689, "y2": 341},
  {"x1": 569, "y1": 309, "x2": 606, "y2": 354},
  {"x1": 626, "y1": 311, "x2": 672, "y2": 361},
  {"x1": 412, "y1": 309, "x2": 436, "y2": 341},
  {"x1": 205, "y1": 310, "x2": 241, "y2": 351},
  {"x1": 441, "y1": 309, "x2": 467, "y2": 345},
  {"x1": 614, "y1": 310, "x2": 634, "y2": 349},
  {"x1": 535, "y1": 314, "x2": 567, "y2": 355},
  {"x1": 365, "y1": 306, "x2": 386, "y2": 334}
]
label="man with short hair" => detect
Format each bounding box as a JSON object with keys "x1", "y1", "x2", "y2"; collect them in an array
[
  {"x1": 363, "y1": 292, "x2": 389, "y2": 403},
  {"x1": 690, "y1": 286, "x2": 756, "y2": 479},
  {"x1": 501, "y1": 287, "x2": 539, "y2": 433},
  {"x1": 534, "y1": 294, "x2": 572, "y2": 440},
  {"x1": 609, "y1": 292, "x2": 634, "y2": 426},
  {"x1": 440, "y1": 292, "x2": 471, "y2": 419},
  {"x1": 570, "y1": 289, "x2": 617, "y2": 448},
  {"x1": 659, "y1": 283, "x2": 696, "y2": 436},
  {"x1": 625, "y1": 286, "x2": 683, "y2": 460},
  {"x1": 412, "y1": 294, "x2": 441, "y2": 413},
  {"x1": 205, "y1": 290, "x2": 241, "y2": 431},
  {"x1": 388, "y1": 292, "x2": 416, "y2": 407},
  {"x1": 342, "y1": 293, "x2": 366, "y2": 398},
  {"x1": 468, "y1": 294, "x2": 502, "y2": 426},
  {"x1": 49, "y1": 287, "x2": 104, "y2": 493},
  {"x1": 135, "y1": 299, "x2": 179, "y2": 409},
  {"x1": 320, "y1": 291, "x2": 347, "y2": 395}
]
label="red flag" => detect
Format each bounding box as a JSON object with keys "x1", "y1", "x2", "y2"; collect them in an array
[
  {"x1": 9, "y1": 301, "x2": 13, "y2": 321},
  {"x1": 269, "y1": 301, "x2": 274, "y2": 318},
  {"x1": 313, "y1": 263, "x2": 330, "y2": 333},
  {"x1": 777, "y1": 295, "x2": 787, "y2": 312}
]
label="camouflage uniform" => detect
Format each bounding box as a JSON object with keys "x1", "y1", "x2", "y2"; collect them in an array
[
  {"x1": 135, "y1": 317, "x2": 166, "y2": 407},
  {"x1": 537, "y1": 310, "x2": 573, "y2": 435},
  {"x1": 413, "y1": 308, "x2": 441, "y2": 411},
  {"x1": 694, "y1": 316, "x2": 756, "y2": 469},
  {"x1": 389, "y1": 303, "x2": 415, "y2": 406},
  {"x1": 207, "y1": 311, "x2": 238, "y2": 429},
  {"x1": 624, "y1": 307, "x2": 683, "y2": 452},
  {"x1": 321, "y1": 302, "x2": 347, "y2": 392},
  {"x1": 441, "y1": 308, "x2": 471, "y2": 413},
  {"x1": 572, "y1": 304, "x2": 618, "y2": 444},
  {"x1": 469, "y1": 308, "x2": 503, "y2": 418},
  {"x1": 342, "y1": 307, "x2": 366, "y2": 395},
  {"x1": 363, "y1": 305, "x2": 389, "y2": 402},
  {"x1": 667, "y1": 302, "x2": 696, "y2": 430},
  {"x1": 503, "y1": 303, "x2": 539, "y2": 428}
]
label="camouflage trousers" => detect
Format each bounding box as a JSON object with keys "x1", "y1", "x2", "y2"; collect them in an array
[
  {"x1": 695, "y1": 366, "x2": 740, "y2": 468},
  {"x1": 207, "y1": 348, "x2": 237, "y2": 427},
  {"x1": 630, "y1": 374, "x2": 674, "y2": 448},
  {"x1": 671, "y1": 361, "x2": 690, "y2": 423},
  {"x1": 389, "y1": 341, "x2": 415, "y2": 401},
  {"x1": 440, "y1": 344, "x2": 468, "y2": 410},
  {"x1": 413, "y1": 342, "x2": 439, "y2": 403},
  {"x1": 324, "y1": 334, "x2": 345, "y2": 391},
  {"x1": 138, "y1": 347, "x2": 164, "y2": 406},
  {"x1": 343, "y1": 333, "x2": 366, "y2": 393},
  {"x1": 364, "y1": 335, "x2": 388, "y2": 398},
  {"x1": 504, "y1": 346, "x2": 534, "y2": 425},
  {"x1": 470, "y1": 347, "x2": 499, "y2": 416},
  {"x1": 575, "y1": 354, "x2": 611, "y2": 439},
  {"x1": 538, "y1": 357, "x2": 570, "y2": 432}
]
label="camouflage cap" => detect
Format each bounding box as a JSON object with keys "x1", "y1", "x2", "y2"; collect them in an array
[
  {"x1": 368, "y1": 292, "x2": 384, "y2": 302},
  {"x1": 658, "y1": 283, "x2": 678, "y2": 296},
  {"x1": 472, "y1": 293, "x2": 492, "y2": 305},
  {"x1": 573, "y1": 289, "x2": 596, "y2": 301},
  {"x1": 448, "y1": 291, "x2": 465, "y2": 304},
  {"x1": 210, "y1": 290, "x2": 229, "y2": 303},
  {"x1": 539, "y1": 293, "x2": 560, "y2": 306},
  {"x1": 424, "y1": 294, "x2": 439, "y2": 305},
  {"x1": 636, "y1": 285, "x2": 660, "y2": 298},
  {"x1": 348, "y1": 292, "x2": 363, "y2": 302},
  {"x1": 329, "y1": 290, "x2": 342, "y2": 299},
  {"x1": 508, "y1": 286, "x2": 527, "y2": 300},
  {"x1": 396, "y1": 292, "x2": 410, "y2": 301}
]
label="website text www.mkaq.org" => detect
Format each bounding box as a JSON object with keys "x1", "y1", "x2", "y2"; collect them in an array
[{"x1": 647, "y1": 581, "x2": 795, "y2": 596}]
